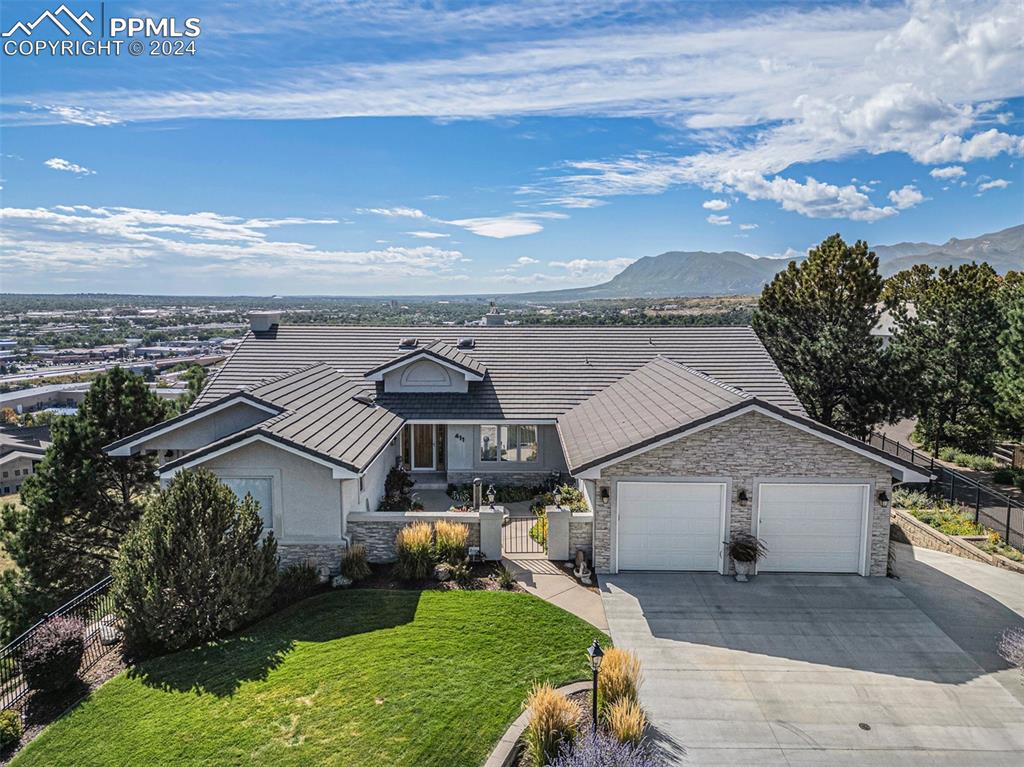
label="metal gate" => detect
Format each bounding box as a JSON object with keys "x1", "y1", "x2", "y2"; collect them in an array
[{"x1": 502, "y1": 510, "x2": 546, "y2": 555}]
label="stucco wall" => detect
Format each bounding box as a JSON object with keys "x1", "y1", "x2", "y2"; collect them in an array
[
  {"x1": 593, "y1": 411, "x2": 892, "y2": 576},
  {"x1": 202, "y1": 441, "x2": 344, "y2": 545},
  {"x1": 0, "y1": 454, "x2": 39, "y2": 494},
  {"x1": 139, "y1": 401, "x2": 270, "y2": 452},
  {"x1": 446, "y1": 423, "x2": 567, "y2": 483},
  {"x1": 359, "y1": 438, "x2": 400, "y2": 512}
]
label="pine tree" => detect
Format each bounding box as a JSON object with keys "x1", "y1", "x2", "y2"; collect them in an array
[
  {"x1": 753, "y1": 234, "x2": 890, "y2": 436},
  {"x1": 889, "y1": 263, "x2": 1004, "y2": 453},
  {"x1": 0, "y1": 368, "x2": 168, "y2": 639},
  {"x1": 995, "y1": 281, "x2": 1024, "y2": 440},
  {"x1": 112, "y1": 469, "x2": 279, "y2": 655}
]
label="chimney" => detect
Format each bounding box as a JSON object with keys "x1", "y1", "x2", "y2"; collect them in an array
[{"x1": 249, "y1": 310, "x2": 282, "y2": 333}]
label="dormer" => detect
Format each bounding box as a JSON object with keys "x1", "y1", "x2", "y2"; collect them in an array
[{"x1": 365, "y1": 339, "x2": 486, "y2": 393}]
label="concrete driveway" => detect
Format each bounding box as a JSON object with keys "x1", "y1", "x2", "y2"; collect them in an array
[{"x1": 601, "y1": 555, "x2": 1024, "y2": 765}]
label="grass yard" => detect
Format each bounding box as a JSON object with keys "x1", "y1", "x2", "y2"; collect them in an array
[{"x1": 12, "y1": 589, "x2": 606, "y2": 767}]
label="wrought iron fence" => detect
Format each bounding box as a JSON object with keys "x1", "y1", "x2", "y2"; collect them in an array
[
  {"x1": 868, "y1": 432, "x2": 1024, "y2": 552},
  {"x1": 0, "y1": 576, "x2": 118, "y2": 711}
]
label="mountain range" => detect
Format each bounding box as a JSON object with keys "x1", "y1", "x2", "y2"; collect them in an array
[{"x1": 507, "y1": 224, "x2": 1023, "y2": 301}]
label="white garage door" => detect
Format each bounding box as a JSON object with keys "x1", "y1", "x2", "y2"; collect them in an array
[
  {"x1": 757, "y1": 483, "x2": 868, "y2": 573},
  {"x1": 617, "y1": 481, "x2": 726, "y2": 571}
]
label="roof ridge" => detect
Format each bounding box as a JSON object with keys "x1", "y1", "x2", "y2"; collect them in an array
[
  {"x1": 652, "y1": 355, "x2": 752, "y2": 399},
  {"x1": 244, "y1": 361, "x2": 334, "y2": 392}
]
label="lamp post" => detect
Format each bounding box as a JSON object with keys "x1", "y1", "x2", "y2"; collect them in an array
[{"x1": 586, "y1": 639, "x2": 603, "y2": 733}]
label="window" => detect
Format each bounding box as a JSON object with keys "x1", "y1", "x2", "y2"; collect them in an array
[
  {"x1": 219, "y1": 477, "x2": 273, "y2": 531},
  {"x1": 481, "y1": 425, "x2": 539, "y2": 463},
  {"x1": 1, "y1": 472, "x2": 6, "y2": 479}
]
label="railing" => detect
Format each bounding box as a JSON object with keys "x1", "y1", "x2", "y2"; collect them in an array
[
  {"x1": 868, "y1": 432, "x2": 1024, "y2": 552},
  {"x1": 0, "y1": 576, "x2": 117, "y2": 711}
]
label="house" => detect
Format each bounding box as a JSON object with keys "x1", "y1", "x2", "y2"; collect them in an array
[
  {"x1": 106, "y1": 311, "x2": 928, "y2": 576},
  {"x1": 0, "y1": 426, "x2": 50, "y2": 495}
]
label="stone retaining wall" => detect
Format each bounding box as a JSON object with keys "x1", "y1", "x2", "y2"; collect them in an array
[
  {"x1": 347, "y1": 511, "x2": 481, "y2": 562},
  {"x1": 278, "y1": 543, "x2": 346, "y2": 571},
  {"x1": 892, "y1": 508, "x2": 1024, "y2": 575},
  {"x1": 569, "y1": 514, "x2": 593, "y2": 563},
  {"x1": 446, "y1": 471, "x2": 557, "y2": 487}
]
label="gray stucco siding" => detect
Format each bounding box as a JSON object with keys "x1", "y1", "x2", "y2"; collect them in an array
[
  {"x1": 592, "y1": 411, "x2": 892, "y2": 576},
  {"x1": 133, "y1": 400, "x2": 270, "y2": 453}
]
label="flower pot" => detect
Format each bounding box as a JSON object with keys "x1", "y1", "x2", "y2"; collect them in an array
[{"x1": 733, "y1": 559, "x2": 753, "y2": 582}]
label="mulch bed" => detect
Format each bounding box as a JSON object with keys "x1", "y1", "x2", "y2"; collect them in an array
[
  {"x1": 355, "y1": 561, "x2": 526, "y2": 592},
  {"x1": 1, "y1": 648, "x2": 126, "y2": 765}
]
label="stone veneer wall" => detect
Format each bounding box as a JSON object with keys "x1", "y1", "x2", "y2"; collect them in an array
[
  {"x1": 278, "y1": 543, "x2": 346, "y2": 571},
  {"x1": 348, "y1": 511, "x2": 481, "y2": 562},
  {"x1": 593, "y1": 411, "x2": 893, "y2": 576},
  {"x1": 569, "y1": 515, "x2": 594, "y2": 563}
]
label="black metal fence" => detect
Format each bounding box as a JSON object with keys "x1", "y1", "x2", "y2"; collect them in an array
[
  {"x1": 502, "y1": 510, "x2": 545, "y2": 555},
  {"x1": 868, "y1": 433, "x2": 1024, "y2": 552},
  {"x1": 0, "y1": 576, "x2": 118, "y2": 711}
]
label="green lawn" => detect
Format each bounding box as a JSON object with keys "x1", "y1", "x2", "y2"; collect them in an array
[{"x1": 13, "y1": 589, "x2": 606, "y2": 767}]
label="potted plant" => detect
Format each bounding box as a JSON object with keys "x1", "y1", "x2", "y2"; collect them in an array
[{"x1": 726, "y1": 532, "x2": 767, "y2": 582}]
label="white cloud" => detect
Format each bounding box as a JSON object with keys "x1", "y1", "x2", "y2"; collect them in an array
[
  {"x1": 548, "y1": 257, "x2": 635, "y2": 279},
  {"x1": 357, "y1": 206, "x2": 429, "y2": 219},
  {"x1": 929, "y1": 165, "x2": 966, "y2": 179},
  {"x1": 360, "y1": 205, "x2": 565, "y2": 239},
  {"x1": 35, "y1": 104, "x2": 121, "y2": 126},
  {"x1": 978, "y1": 178, "x2": 1011, "y2": 191},
  {"x1": 706, "y1": 214, "x2": 731, "y2": 226},
  {"x1": 538, "y1": 196, "x2": 608, "y2": 208},
  {"x1": 887, "y1": 184, "x2": 926, "y2": 209},
  {"x1": 739, "y1": 223, "x2": 758, "y2": 230},
  {"x1": 0, "y1": 204, "x2": 465, "y2": 281},
  {"x1": 516, "y1": 256, "x2": 539, "y2": 266},
  {"x1": 406, "y1": 230, "x2": 450, "y2": 239},
  {"x1": 725, "y1": 171, "x2": 897, "y2": 221},
  {"x1": 44, "y1": 157, "x2": 95, "y2": 175},
  {"x1": 702, "y1": 199, "x2": 729, "y2": 211}
]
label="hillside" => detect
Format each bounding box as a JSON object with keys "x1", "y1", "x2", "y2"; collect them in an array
[{"x1": 510, "y1": 225, "x2": 1022, "y2": 301}]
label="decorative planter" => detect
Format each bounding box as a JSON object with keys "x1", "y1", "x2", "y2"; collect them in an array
[{"x1": 733, "y1": 560, "x2": 754, "y2": 582}]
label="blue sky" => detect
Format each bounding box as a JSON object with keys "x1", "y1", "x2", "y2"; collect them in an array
[{"x1": 1, "y1": 0, "x2": 1022, "y2": 295}]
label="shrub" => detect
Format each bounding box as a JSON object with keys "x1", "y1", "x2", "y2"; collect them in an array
[
  {"x1": 599, "y1": 648, "x2": 642, "y2": 712},
  {"x1": 340, "y1": 544, "x2": 371, "y2": 581},
  {"x1": 909, "y1": 507, "x2": 983, "y2": 537},
  {"x1": 605, "y1": 698, "x2": 647, "y2": 744},
  {"x1": 532, "y1": 484, "x2": 589, "y2": 514},
  {"x1": 21, "y1": 615, "x2": 85, "y2": 693},
  {"x1": 726, "y1": 532, "x2": 767, "y2": 563},
  {"x1": 434, "y1": 520, "x2": 469, "y2": 565},
  {"x1": 112, "y1": 469, "x2": 279, "y2": 656},
  {"x1": 0, "y1": 709, "x2": 21, "y2": 750},
  {"x1": 269, "y1": 563, "x2": 320, "y2": 611},
  {"x1": 449, "y1": 558, "x2": 473, "y2": 588},
  {"x1": 548, "y1": 731, "x2": 659, "y2": 767},
  {"x1": 530, "y1": 512, "x2": 548, "y2": 549},
  {"x1": 523, "y1": 683, "x2": 582, "y2": 767},
  {"x1": 992, "y1": 467, "x2": 1017, "y2": 485},
  {"x1": 394, "y1": 522, "x2": 434, "y2": 580},
  {"x1": 938, "y1": 446, "x2": 959, "y2": 462},
  {"x1": 495, "y1": 563, "x2": 516, "y2": 590},
  {"x1": 955, "y1": 453, "x2": 1000, "y2": 472},
  {"x1": 892, "y1": 488, "x2": 935, "y2": 511}
]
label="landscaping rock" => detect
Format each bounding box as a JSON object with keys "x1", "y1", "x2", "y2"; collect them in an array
[
  {"x1": 433, "y1": 564, "x2": 452, "y2": 582},
  {"x1": 331, "y1": 575, "x2": 353, "y2": 588}
]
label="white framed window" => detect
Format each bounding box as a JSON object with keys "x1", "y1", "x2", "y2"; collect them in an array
[
  {"x1": 220, "y1": 476, "x2": 274, "y2": 531},
  {"x1": 480, "y1": 425, "x2": 539, "y2": 463}
]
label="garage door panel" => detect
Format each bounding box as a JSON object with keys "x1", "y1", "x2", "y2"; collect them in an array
[
  {"x1": 618, "y1": 481, "x2": 725, "y2": 572},
  {"x1": 758, "y1": 483, "x2": 867, "y2": 573}
]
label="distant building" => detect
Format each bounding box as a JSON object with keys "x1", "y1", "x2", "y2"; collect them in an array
[{"x1": 0, "y1": 426, "x2": 50, "y2": 496}]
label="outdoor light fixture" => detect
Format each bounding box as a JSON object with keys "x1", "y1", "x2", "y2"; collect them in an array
[
  {"x1": 553, "y1": 488, "x2": 563, "y2": 508},
  {"x1": 599, "y1": 486, "x2": 609, "y2": 502},
  {"x1": 486, "y1": 484, "x2": 496, "y2": 507},
  {"x1": 877, "y1": 490, "x2": 890, "y2": 507},
  {"x1": 586, "y1": 639, "x2": 604, "y2": 733},
  {"x1": 737, "y1": 488, "x2": 749, "y2": 502}
]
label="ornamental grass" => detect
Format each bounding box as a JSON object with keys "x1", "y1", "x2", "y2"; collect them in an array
[
  {"x1": 523, "y1": 683, "x2": 583, "y2": 767},
  {"x1": 605, "y1": 697, "x2": 647, "y2": 744},
  {"x1": 434, "y1": 520, "x2": 469, "y2": 565},
  {"x1": 394, "y1": 521, "x2": 435, "y2": 580},
  {"x1": 598, "y1": 647, "x2": 642, "y2": 712}
]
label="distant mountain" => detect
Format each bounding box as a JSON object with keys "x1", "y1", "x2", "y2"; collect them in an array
[{"x1": 508, "y1": 225, "x2": 1022, "y2": 302}]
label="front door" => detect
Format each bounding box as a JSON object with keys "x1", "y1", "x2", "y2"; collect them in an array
[{"x1": 412, "y1": 424, "x2": 435, "y2": 470}]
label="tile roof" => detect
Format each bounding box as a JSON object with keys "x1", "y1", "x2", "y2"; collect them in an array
[
  {"x1": 557, "y1": 357, "x2": 753, "y2": 472},
  {"x1": 364, "y1": 339, "x2": 487, "y2": 378},
  {"x1": 198, "y1": 325, "x2": 804, "y2": 420}
]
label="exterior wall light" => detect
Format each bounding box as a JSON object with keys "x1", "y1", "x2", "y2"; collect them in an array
[
  {"x1": 737, "y1": 488, "x2": 749, "y2": 502},
  {"x1": 877, "y1": 490, "x2": 890, "y2": 507},
  {"x1": 599, "y1": 486, "x2": 610, "y2": 502}
]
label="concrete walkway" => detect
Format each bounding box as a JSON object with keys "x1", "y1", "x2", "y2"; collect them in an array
[
  {"x1": 602, "y1": 569, "x2": 1024, "y2": 766},
  {"x1": 503, "y1": 555, "x2": 609, "y2": 632}
]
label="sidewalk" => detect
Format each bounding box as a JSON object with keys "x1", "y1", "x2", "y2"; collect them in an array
[{"x1": 502, "y1": 555, "x2": 609, "y2": 632}]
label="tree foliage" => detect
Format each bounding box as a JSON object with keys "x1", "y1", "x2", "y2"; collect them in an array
[
  {"x1": 887, "y1": 263, "x2": 1005, "y2": 453},
  {"x1": 112, "y1": 469, "x2": 278, "y2": 656},
  {"x1": 0, "y1": 368, "x2": 168, "y2": 640},
  {"x1": 995, "y1": 280, "x2": 1024, "y2": 440},
  {"x1": 753, "y1": 234, "x2": 890, "y2": 436}
]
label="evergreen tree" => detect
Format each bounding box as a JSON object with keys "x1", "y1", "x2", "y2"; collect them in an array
[
  {"x1": 995, "y1": 281, "x2": 1024, "y2": 440},
  {"x1": 112, "y1": 469, "x2": 278, "y2": 655},
  {"x1": 889, "y1": 263, "x2": 1004, "y2": 453},
  {"x1": 753, "y1": 234, "x2": 890, "y2": 436},
  {"x1": 0, "y1": 368, "x2": 168, "y2": 639}
]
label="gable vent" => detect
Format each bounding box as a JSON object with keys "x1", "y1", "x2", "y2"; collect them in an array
[
  {"x1": 457, "y1": 337, "x2": 475, "y2": 349},
  {"x1": 398, "y1": 337, "x2": 418, "y2": 349}
]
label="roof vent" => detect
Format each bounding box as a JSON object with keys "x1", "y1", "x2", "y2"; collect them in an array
[
  {"x1": 398, "y1": 337, "x2": 418, "y2": 349},
  {"x1": 353, "y1": 394, "x2": 376, "y2": 408},
  {"x1": 249, "y1": 311, "x2": 282, "y2": 333},
  {"x1": 457, "y1": 337, "x2": 475, "y2": 349}
]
